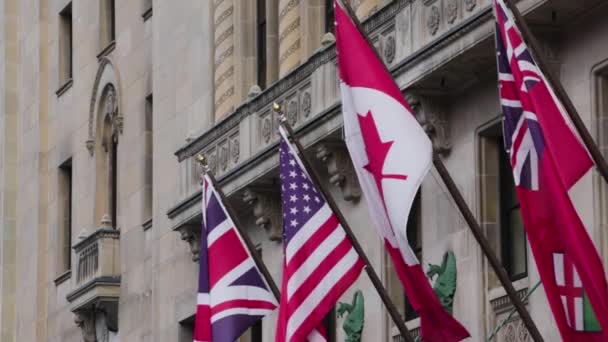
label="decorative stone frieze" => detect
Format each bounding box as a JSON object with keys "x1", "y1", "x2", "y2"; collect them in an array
[
  {"x1": 465, "y1": 0, "x2": 477, "y2": 11},
  {"x1": 195, "y1": 128, "x2": 239, "y2": 177},
  {"x1": 242, "y1": 187, "x2": 283, "y2": 241},
  {"x1": 177, "y1": 224, "x2": 201, "y2": 261},
  {"x1": 300, "y1": 91, "x2": 312, "y2": 118},
  {"x1": 427, "y1": 6, "x2": 441, "y2": 36},
  {"x1": 315, "y1": 142, "x2": 361, "y2": 202},
  {"x1": 383, "y1": 35, "x2": 396, "y2": 64},
  {"x1": 406, "y1": 93, "x2": 452, "y2": 156},
  {"x1": 446, "y1": 0, "x2": 458, "y2": 24}
]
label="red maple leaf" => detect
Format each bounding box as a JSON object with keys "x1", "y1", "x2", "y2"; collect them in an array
[{"x1": 357, "y1": 111, "x2": 408, "y2": 200}]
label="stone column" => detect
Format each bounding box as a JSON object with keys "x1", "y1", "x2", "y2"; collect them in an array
[
  {"x1": 214, "y1": 0, "x2": 237, "y2": 120},
  {"x1": 354, "y1": 0, "x2": 381, "y2": 20},
  {"x1": 300, "y1": 0, "x2": 324, "y2": 59},
  {"x1": 278, "y1": 0, "x2": 302, "y2": 77}
]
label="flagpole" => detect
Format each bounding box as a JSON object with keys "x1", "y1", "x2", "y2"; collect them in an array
[
  {"x1": 433, "y1": 156, "x2": 544, "y2": 342},
  {"x1": 502, "y1": 0, "x2": 608, "y2": 185},
  {"x1": 336, "y1": 1, "x2": 544, "y2": 341},
  {"x1": 195, "y1": 155, "x2": 281, "y2": 301},
  {"x1": 273, "y1": 104, "x2": 415, "y2": 342}
]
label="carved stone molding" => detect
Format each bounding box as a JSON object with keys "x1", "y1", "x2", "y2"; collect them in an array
[
  {"x1": 177, "y1": 224, "x2": 201, "y2": 261},
  {"x1": 406, "y1": 93, "x2": 452, "y2": 156},
  {"x1": 87, "y1": 57, "x2": 122, "y2": 157},
  {"x1": 242, "y1": 187, "x2": 282, "y2": 242},
  {"x1": 315, "y1": 142, "x2": 361, "y2": 202}
]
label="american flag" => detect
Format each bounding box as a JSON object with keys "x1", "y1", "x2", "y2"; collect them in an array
[
  {"x1": 495, "y1": 0, "x2": 546, "y2": 191},
  {"x1": 275, "y1": 126, "x2": 364, "y2": 342},
  {"x1": 194, "y1": 175, "x2": 278, "y2": 342}
]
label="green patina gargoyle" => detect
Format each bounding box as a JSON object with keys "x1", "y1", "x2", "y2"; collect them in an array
[
  {"x1": 337, "y1": 290, "x2": 365, "y2": 342},
  {"x1": 426, "y1": 251, "x2": 458, "y2": 314}
]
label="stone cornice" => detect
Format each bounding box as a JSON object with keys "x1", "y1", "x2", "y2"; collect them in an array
[
  {"x1": 167, "y1": 102, "x2": 342, "y2": 219},
  {"x1": 174, "y1": 0, "x2": 493, "y2": 163}
]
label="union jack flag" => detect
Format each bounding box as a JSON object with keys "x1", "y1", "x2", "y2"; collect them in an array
[
  {"x1": 194, "y1": 175, "x2": 278, "y2": 342},
  {"x1": 495, "y1": 0, "x2": 546, "y2": 190},
  {"x1": 275, "y1": 126, "x2": 364, "y2": 342}
]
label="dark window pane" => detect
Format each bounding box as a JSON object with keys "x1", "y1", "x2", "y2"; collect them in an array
[
  {"x1": 325, "y1": 0, "x2": 335, "y2": 34},
  {"x1": 499, "y1": 144, "x2": 527, "y2": 280},
  {"x1": 257, "y1": 0, "x2": 267, "y2": 88},
  {"x1": 404, "y1": 191, "x2": 421, "y2": 321}
]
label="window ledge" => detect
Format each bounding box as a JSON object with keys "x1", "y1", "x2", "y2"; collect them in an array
[
  {"x1": 488, "y1": 277, "x2": 529, "y2": 302},
  {"x1": 97, "y1": 40, "x2": 116, "y2": 60},
  {"x1": 142, "y1": 217, "x2": 153, "y2": 231},
  {"x1": 391, "y1": 318, "x2": 421, "y2": 341},
  {"x1": 142, "y1": 7, "x2": 152, "y2": 21},
  {"x1": 55, "y1": 78, "x2": 73, "y2": 97},
  {"x1": 54, "y1": 269, "x2": 72, "y2": 286}
]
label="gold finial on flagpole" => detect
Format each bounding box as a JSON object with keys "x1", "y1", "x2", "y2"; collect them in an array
[
  {"x1": 195, "y1": 153, "x2": 210, "y2": 175},
  {"x1": 195, "y1": 153, "x2": 206, "y2": 165},
  {"x1": 272, "y1": 102, "x2": 287, "y2": 123}
]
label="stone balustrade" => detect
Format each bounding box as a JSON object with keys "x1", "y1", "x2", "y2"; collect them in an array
[{"x1": 67, "y1": 228, "x2": 121, "y2": 316}]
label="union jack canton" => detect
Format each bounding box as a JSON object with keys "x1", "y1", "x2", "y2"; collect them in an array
[
  {"x1": 495, "y1": 0, "x2": 546, "y2": 191},
  {"x1": 194, "y1": 175, "x2": 278, "y2": 342}
]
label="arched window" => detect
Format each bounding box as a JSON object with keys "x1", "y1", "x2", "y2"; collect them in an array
[{"x1": 95, "y1": 85, "x2": 121, "y2": 228}]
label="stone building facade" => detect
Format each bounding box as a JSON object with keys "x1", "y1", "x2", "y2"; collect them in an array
[{"x1": 0, "y1": 0, "x2": 607, "y2": 341}]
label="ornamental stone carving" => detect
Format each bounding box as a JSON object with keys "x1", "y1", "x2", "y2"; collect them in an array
[
  {"x1": 86, "y1": 139, "x2": 95, "y2": 156},
  {"x1": 384, "y1": 35, "x2": 396, "y2": 64},
  {"x1": 287, "y1": 100, "x2": 298, "y2": 126},
  {"x1": 75, "y1": 310, "x2": 96, "y2": 342},
  {"x1": 219, "y1": 144, "x2": 229, "y2": 171},
  {"x1": 406, "y1": 93, "x2": 452, "y2": 156},
  {"x1": 501, "y1": 318, "x2": 531, "y2": 342},
  {"x1": 464, "y1": 0, "x2": 476, "y2": 12},
  {"x1": 177, "y1": 224, "x2": 201, "y2": 261},
  {"x1": 74, "y1": 305, "x2": 117, "y2": 342},
  {"x1": 427, "y1": 6, "x2": 440, "y2": 36},
  {"x1": 231, "y1": 137, "x2": 239, "y2": 164},
  {"x1": 315, "y1": 142, "x2": 361, "y2": 202},
  {"x1": 262, "y1": 117, "x2": 272, "y2": 143},
  {"x1": 207, "y1": 152, "x2": 217, "y2": 174},
  {"x1": 301, "y1": 91, "x2": 312, "y2": 118},
  {"x1": 446, "y1": 0, "x2": 458, "y2": 24},
  {"x1": 242, "y1": 187, "x2": 282, "y2": 241}
]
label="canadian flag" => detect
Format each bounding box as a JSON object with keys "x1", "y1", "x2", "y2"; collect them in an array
[{"x1": 334, "y1": 1, "x2": 470, "y2": 341}]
